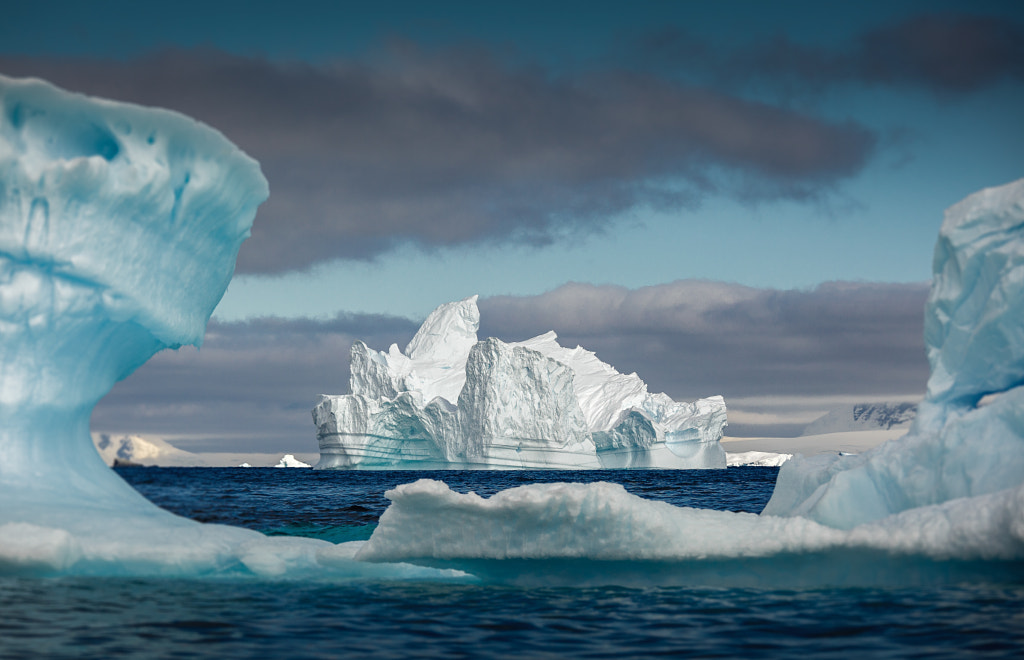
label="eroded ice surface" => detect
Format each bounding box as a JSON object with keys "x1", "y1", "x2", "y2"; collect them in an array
[
  {"x1": 314, "y1": 296, "x2": 728, "y2": 469},
  {"x1": 0, "y1": 75, "x2": 463, "y2": 582}
]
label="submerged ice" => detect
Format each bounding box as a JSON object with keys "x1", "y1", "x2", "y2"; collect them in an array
[{"x1": 314, "y1": 296, "x2": 728, "y2": 469}]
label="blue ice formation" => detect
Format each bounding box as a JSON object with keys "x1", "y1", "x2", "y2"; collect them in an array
[
  {"x1": 314, "y1": 296, "x2": 728, "y2": 469},
  {"x1": 0, "y1": 74, "x2": 266, "y2": 505},
  {"x1": 761, "y1": 178, "x2": 1024, "y2": 528},
  {"x1": 0, "y1": 75, "x2": 468, "y2": 581}
]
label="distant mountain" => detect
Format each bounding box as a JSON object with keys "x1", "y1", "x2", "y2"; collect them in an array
[
  {"x1": 92, "y1": 434, "x2": 207, "y2": 467},
  {"x1": 801, "y1": 402, "x2": 917, "y2": 436}
]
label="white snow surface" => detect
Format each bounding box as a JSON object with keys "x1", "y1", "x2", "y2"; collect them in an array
[
  {"x1": 315, "y1": 296, "x2": 728, "y2": 469},
  {"x1": 92, "y1": 434, "x2": 205, "y2": 467}
]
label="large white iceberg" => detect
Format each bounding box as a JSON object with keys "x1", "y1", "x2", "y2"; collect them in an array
[{"x1": 313, "y1": 297, "x2": 728, "y2": 469}]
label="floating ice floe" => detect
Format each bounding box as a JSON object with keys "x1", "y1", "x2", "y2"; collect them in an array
[{"x1": 314, "y1": 296, "x2": 727, "y2": 469}]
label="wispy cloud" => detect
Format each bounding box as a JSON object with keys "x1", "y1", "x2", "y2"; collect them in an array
[{"x1": 2, "y1": 43, "x2": 875, "y2": 273}]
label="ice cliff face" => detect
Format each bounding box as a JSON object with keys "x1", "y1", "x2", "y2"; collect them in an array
[{"x1": 314, "y1": 297, "x2": 728, "y2": 469}]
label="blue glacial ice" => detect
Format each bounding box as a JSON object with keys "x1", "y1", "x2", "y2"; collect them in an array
[
  {"x1": 0, "y1": 75, "x2": 463, "y2": 581},
  {"x1": 0, "y1": 73, "x2": 1021, "y2": 585},
  {"x1": 314, "y1": 296, "x2": 728, "y2": 469}
]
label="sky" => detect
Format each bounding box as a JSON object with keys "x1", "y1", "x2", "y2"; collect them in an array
[{"x1": 4, "y1": 0, "x2": 1022, "y2": 451}]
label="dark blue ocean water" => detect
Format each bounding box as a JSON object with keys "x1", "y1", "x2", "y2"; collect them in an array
[{"x1": 1, "y1": 468, "x2": 1022, "y2": 659}]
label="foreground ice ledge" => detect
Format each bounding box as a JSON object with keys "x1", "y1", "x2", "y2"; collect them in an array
[{"x1": 314, "y1": 296, "x2": 728, "y2": 469}]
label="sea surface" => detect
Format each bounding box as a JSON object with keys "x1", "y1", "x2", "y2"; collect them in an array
[{"x1": 2, "y1": 467, "x2": 1022, "y2": 659}]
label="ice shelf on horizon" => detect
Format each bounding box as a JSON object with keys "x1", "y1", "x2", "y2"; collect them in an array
[{"x1": 312, "y1": 296, "x2": 728, "y2": 469}]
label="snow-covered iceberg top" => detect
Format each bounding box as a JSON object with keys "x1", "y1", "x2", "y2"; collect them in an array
[{"x1": 314, "y1": 296, "x2": 728, "y2": 469}]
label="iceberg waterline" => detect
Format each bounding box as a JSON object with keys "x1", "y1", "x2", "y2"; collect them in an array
[
  {"x1": 0, "y1": 75, "x2": 1020, "y2": 585},
  {"x1": 314, "y1": 296, "x2": 728, "y2": 470}
]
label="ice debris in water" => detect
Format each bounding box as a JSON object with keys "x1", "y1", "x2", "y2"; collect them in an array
[
  {"x1": 0, "y1": 75, "x2": 463, "y2": 582},
  {"x1": 357, "y1": 179, "x2": 1024, "y2": 580},
  {"x1": 314, "y1": 296, "x2": 728, "y2": 469}
]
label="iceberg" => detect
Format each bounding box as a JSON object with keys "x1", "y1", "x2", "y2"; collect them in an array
[
  {"x1": 762, "y1": 178, "x2": 1024, "y2": 528},
  {"x1": 275, "y1": 454, "x2": 312, "y2": 468},
  {"x1": 0, "y1": 74, "x2": 264, "y2": 504},
  {"x1": 0, "y1": 75, "x2": 464, "y2": 582},
  {"x1": 313, "y1": 296, "x2": 728, "y2": 469},
  {"x1": 2, "y1": 72, "x2": 1021, "y2": 586},
  {"x1": 355, "y1": 179, "x2": 1024, "y2": 583}
]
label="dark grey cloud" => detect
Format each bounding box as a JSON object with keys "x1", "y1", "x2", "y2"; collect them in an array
[
  {"x1": 92, "y1": 281, "x2": 929, "y2": 448},
  {"x1": 643, "y1": 14, "x2": 1024, "y2": 94},
  {"x1": 0, "y1": 44, "x2": 875, "y2": 273}
]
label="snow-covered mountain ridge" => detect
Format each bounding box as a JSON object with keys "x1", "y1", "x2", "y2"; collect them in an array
[{"x1": 801, "y1": 402, "x2": 917, "y2": 436}]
